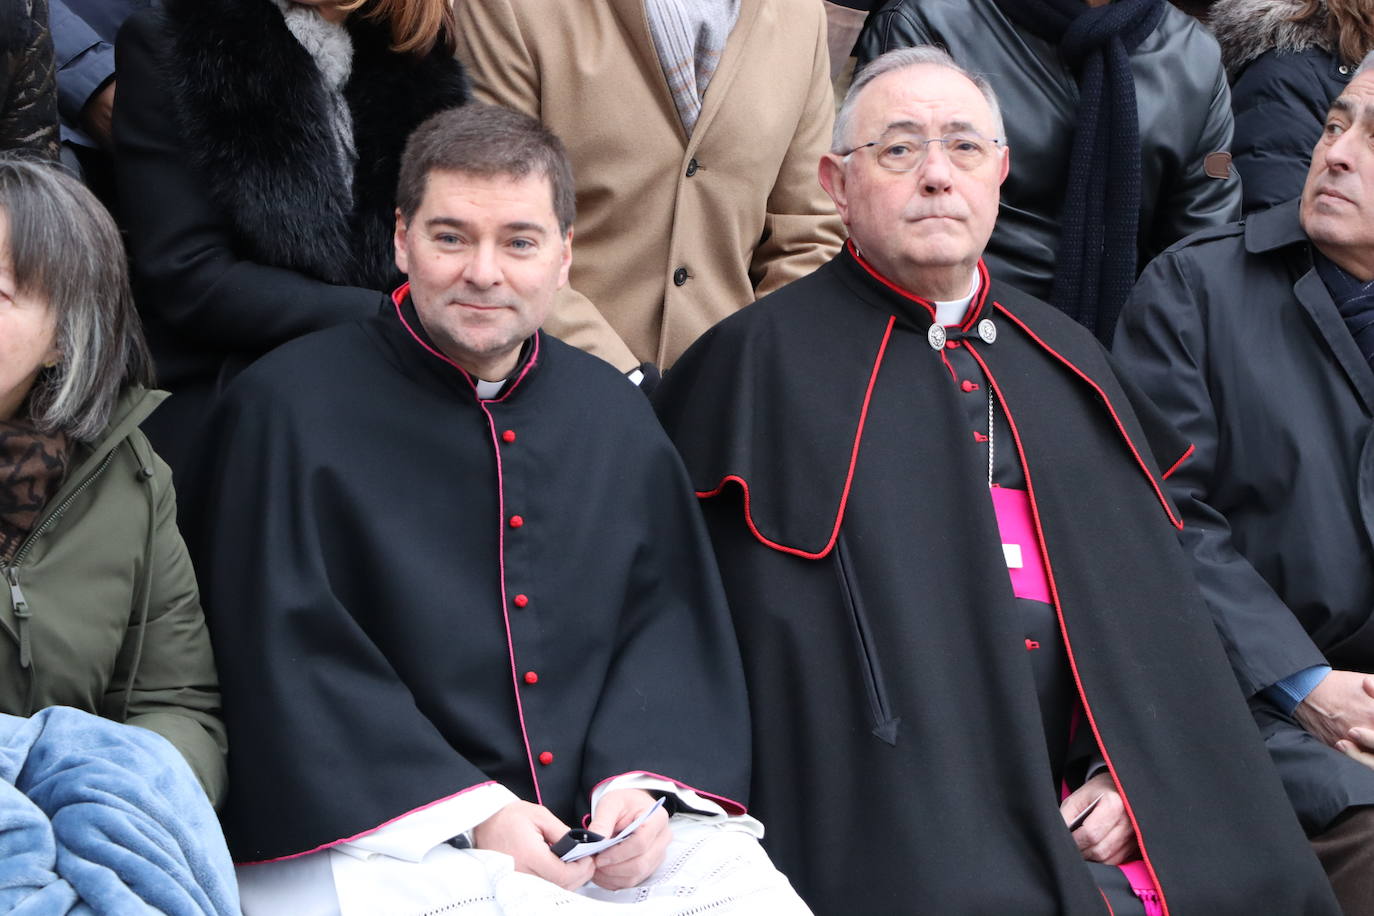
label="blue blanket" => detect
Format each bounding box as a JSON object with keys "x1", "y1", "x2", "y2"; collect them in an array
[{"x1": 0, "y1": 707, "x2": 238, "y2": 915}]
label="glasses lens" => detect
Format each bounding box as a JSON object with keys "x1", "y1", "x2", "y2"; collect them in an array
[{"x1": 876, "y1": 135, "x2": 991, "y2": 171}]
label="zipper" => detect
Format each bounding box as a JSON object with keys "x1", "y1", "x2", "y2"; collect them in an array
[
  {"x1": 833, "y1": 536, "x2": 900, "y2": 746},
  {"x1": 2, "y1": 450, "x2": 117, "y2": 672},
  {"x1": 10, "y1": 450, "x2": 116, "y2": 569}
]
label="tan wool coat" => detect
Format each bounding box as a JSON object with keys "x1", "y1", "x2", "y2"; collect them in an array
[{"x1": 455, "y1": 0, "x2": 845, "y2": 371}]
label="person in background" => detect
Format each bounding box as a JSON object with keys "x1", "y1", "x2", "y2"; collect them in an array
[
  {"x1": 823, "y1": 0, "x2": 877, "y2": 101},
  {"x1": 49, "y1": 0, "x2": 152, "y2": 206},
  {"x1": 654, "y1": 46, "x2": 1337, "y2": 915},
  {"x1": 1213, "y1": 0, "x2": 1374, "y2": 212},
  {"x1": 113, "y1": 0, "x2": 469, "y2": 475},
  {"x1": 0, "y1": 155, "x2": 224, "y2": 807},
  {"x1": 1114, "y1": 52, "x2": 1374, "y2": 914},
  {"x1": 455, "y1": 0, "x2": 843, "y2": 382},
  {"x1": 0, "y1": 0, "x2": 59, "y2": 158},
  {"x1": 857, "y1": 0, "x2": 1240, "y2": 342}
]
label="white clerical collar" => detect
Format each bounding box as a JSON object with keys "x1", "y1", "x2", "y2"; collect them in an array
[
  {"x1": 474, "y1": 378, "x2": 505, "y2": 399},
  {"x1": 934, "y1": 269, "x2": 982, "y2": 327}
]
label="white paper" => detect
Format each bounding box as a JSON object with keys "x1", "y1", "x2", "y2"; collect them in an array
[{"x1": 559, "y1": 797, "x2": 666, "y2": 862}]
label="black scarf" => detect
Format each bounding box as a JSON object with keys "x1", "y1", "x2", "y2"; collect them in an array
[
  {"x1": 994, "y1": 0, "x2": 1164, "y2": 342},
  {"x1": 1314, "y1": 249, "x2": 1374, "y2": 373}
]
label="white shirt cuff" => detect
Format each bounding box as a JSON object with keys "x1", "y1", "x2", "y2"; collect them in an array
[
  {"x1": 590, "y1": 774, "x2": 764, "y2": 839},
  {"x1": 334, "y1": 783, "x2": 519, "y2": 863}
]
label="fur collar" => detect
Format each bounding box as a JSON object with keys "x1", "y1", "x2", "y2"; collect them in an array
[
  {"x1": 160, "y1": 0, "x2": 468, "y2": 290},
  {"x1": 1209, "y1": 0, "x2": 1333, "y2": 75}
]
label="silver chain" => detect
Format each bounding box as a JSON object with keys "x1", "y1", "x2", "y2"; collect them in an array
[{"x1": 986, "y1": 387, "x2": 995, "y2": 487}]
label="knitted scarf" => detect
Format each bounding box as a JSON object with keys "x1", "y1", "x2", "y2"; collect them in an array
[
  {"x1": 0, "y1": 420, "x2": 69, "y2": 564},
  {"x1": 1314, "y1": 249, "x2": 1374, "y2": 374},
  {"x1": 993, "y1": 0, "x2": 1165, "y2": 342},
  {"x1": 644, "y1": 0, "x2": 740, "y2": 135}
]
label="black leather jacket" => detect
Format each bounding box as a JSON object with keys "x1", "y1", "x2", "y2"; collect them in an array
[{"x1": 857, "y1": 0, "x2": 1241, "y2": 302}]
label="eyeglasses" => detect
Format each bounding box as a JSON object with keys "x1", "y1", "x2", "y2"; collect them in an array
[{"x1": 840, "y1": 133, "x2": 1006, "y2": 172}]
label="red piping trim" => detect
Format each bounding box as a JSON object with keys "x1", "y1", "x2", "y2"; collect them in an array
[
  {"x1": 1160, "y1": 444, "x2": 1194, "y2": 481},
  {"x1": 992, "y1": 302, "x2": 1183, "y2": 531},
  {"x1": 1101, "y1": 889, "x2": 1116, "y2": 916},
  {"x1": 479, "y1": 399, "x2": 543, "y2": 805},
  {"x1": 390, "y1": 281, "x2": 543, "y2": 797},
  {"x1": 237, "y1": 781, "x2": 501, "y2": 865},
  {"x1": 589, "y1": 770, "x2": 747, "y2": 816},
  {"x1": 847, "y1": 241, "x2": 936, "y2": 322},
  {"x1": 966, "y1": 345, "x2": 1169, "y2": 916},
  {"x1": 390, "y1": 283, "x2": 541, "y2": 402},
  {"x1": 846, "y1": 242, "x2": 991, "y2": 331},
  {"x1": 695, "y1": 316, "x2": 896, "y2": 559}
]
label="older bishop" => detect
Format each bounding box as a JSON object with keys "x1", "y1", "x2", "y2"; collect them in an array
[{"x1": 654, "y1": 46, "x2": 1338, "y2": 915}]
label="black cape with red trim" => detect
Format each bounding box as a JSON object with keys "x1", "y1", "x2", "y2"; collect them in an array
[
  {"x1": 191, "y1": 295, "x2": 750, "y2": 862},
  {"x1": 653, "y1": 248, "x2": 1337, "y2": 915}
]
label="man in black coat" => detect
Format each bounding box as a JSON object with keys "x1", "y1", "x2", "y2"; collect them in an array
[
  {"x1": 1114, "y1": 52, "x2": 1374, "y2": 914},
  {"x1": 654, "y1": 45, "x2": 1337, "y2": 916},
  {"x1": 193, "y1": 105, "x2": 807, "y2": 914}
]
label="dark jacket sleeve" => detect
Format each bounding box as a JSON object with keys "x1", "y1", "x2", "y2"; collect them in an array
[
  {"x1": 113, "y1": 11, "x2": 380, "y2": 355},
  {"x1": 1146, "y1": 54, "x2": 1241, "y2": 258},
  {"x1": 0, "y1": 0, "x2": 60, "y2": 158},
  {"x1": 103, "y1": 445, "x2": 227, "y2": 807},
  {"x1": 48, "y1": 0, "x2": 111, "y2": 126},
  {"x1": 1113, "y1": 247, "x2": 1327, "y2": 696},
  {"x1": 1230, "y1": 49, "x2": 1335, "y2": 214}
]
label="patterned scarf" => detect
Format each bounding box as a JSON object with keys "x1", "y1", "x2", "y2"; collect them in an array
[
  {"x1": 993, "y1": 0, "x2": 1165, "y2": 343},
  {"x1": 0, "y1": 420, "x2": 69, "y2": 564},
  {"x1": 644, "y1": 0, "x2": 741, "y2": 135},
  {"x1": 1314, "y1": 249, "x2": 1374, "y2": 374}
]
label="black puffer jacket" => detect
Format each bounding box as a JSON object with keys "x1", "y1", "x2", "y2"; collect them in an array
[
  {"x1": 857, "y1": 0, "x2": 1240, "y2": 308},
  {"x1": 0, "y1": 0, "x2": 58, "y2": 157},
  {"x1": 1212, "y1": 0, "x2": 1353, "y2": 213}
]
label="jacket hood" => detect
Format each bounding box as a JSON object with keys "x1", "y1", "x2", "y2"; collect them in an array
[{"x1": 1209, "y1": 0, "x2": 1333, "y2": 75}]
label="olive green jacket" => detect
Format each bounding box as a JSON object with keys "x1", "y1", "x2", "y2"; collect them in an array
[{"x1": 0, "y1": 388, "x2": 226, "y2": 804}]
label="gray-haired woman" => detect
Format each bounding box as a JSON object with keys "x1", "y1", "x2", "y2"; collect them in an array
[{"x1": 0, "y1": 155, "x2": 225, "y2": 803}]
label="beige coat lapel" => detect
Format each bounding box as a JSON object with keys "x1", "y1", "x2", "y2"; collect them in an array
[
  {"x1": 609, "y1": 0, "x2": 689, "y2": 144},
  {"x1": 688, "y1": 0, "x2": 760, "y2": 151}
]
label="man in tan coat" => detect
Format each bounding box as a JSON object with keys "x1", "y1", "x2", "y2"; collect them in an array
[{"x1": 455, "y1": 0, "x2": 845, "y2": 375}]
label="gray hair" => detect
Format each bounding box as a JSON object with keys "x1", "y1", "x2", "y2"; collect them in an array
[
  {"x1": 1355, "y1": 49, "x2": 1374, "y2": 79},
  {"x1": 0, "y1": 156, "x2": 152, "y2": 441},
  {"x1": 834, "y1": 45, "x2": 1007, "y2": 154}
]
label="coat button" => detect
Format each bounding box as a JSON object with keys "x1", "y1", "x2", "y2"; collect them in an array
[
  {"x1": 509, "y1": 515, "x2": 524, "y2": 529},
  {"x1": 1340, "y1": 65, "x2": 1351, "y2": 75},
  {"x1": 524, "y1": 671, "x2": 539, "y2": 684},
  {"x1": 502, "y1": 429, "x2": 516, "y2": 443},
  {"x1": 673, "y1": 267, "x2": 689, "y2": 286},
  {"x1": 686, "y1": 158, "x2": 699, "y2": 177},
  {"x1": 961, "y1": 379, "x2": 979, "y2": 392},
  {"x1": 978, "y1": 319, "x2": 997, "y2": 344},
  {"x1": 927, "y1": 324, "x2": 947, "y2": 350},
  {"x1": 539, "y1": 751, "x2": 554, "y2": 766},
  {"x1": 513, "y1": 594, "x2": 529, "y2": 608}
]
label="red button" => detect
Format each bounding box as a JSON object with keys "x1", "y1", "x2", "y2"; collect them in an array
[
  {"x1": 509, "y1": 515, "x2": 524, "y2": 528},
  {"x1": 945, "y1": 340, "x2": 960, "y2": 349},
  {"x1": 973, "y1": 431, "x2": 990, "y2": 443},
  {"x1": 502, "y1": 430, "x2": 516, "y2": 443},
  {"x1": 524, "y1": 671, "x2": 539, "y2": 684},
  {"x1": 539, "y1": 751, "x2": 554, "y2": 766},
  {"x1": 513, "y1": 594, "x2": 529, "y2": 608},
  {"x1": 961, "y1": 379, "x2": 979, "y2": 392}
]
